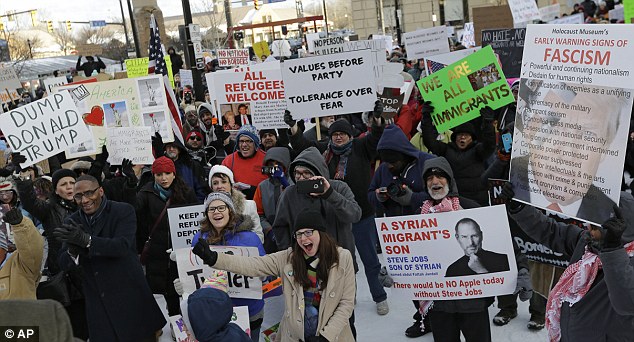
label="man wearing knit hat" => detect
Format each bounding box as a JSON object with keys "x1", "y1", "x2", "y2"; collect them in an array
[
  {"x1": 196, "y1": 103, "x2": 234, "y2": 164},
  {"x1": 221, "y1": 124, "x2": 267, "y2": 199}
]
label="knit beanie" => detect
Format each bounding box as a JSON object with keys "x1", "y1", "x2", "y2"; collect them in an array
[
  {"x1": 70, "y1": 160, "x2": 92, "y2": 172},
  {"x1": 152, "y1": 156, "x2": 176, "y2": 174},
  {"x1": 203, "y1": 192, "x2": 235, "y2": 213},
  {"x1": 294, "y1": 208, "x2": 326, "y2": 233},
  {"x1": 186, "y1": 131, "x2": 203, "y2": 141},
  {"x1": 258, "y1": 129, "x2": 277, "y2": 139},
  {"x1": 328, "y1": 119, "x2": 353, "y2": 137},
  {"x1": 52, "y1": 169, "x2": 77, "y2": 189},
  {"x1": 208, "y1": 165, "x2": 235, "y2": 188},
  {"x1": 200, "y1": 270, "x2": 229, "y2": 293},
  {"x1": 450, "y1": 122, "x2": 477, "y2": 142},
  {"x1": 0, "y1": 176, "x2": 16, "y2": 192},
  {"x1": 235, "y1": 124, "x2": 260, "y2": 146},
  {"x1": 423, "y1": 167, "x2": 451, "y2": 182}
]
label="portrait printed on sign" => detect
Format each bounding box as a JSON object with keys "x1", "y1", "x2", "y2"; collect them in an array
[
  {"x1": 510, "y1": 79, "x2": 631, "y2": 225},
  {"x1": 445, "y1": 217, "x2": 510, "y2": 277},
  {"x1": 467, "y1": 63, "x2": 502, "y2": 91},
  {"x1": 220, "y1": 104, "x2": 247, "y2": 131},
  {"x1": 103, "y1": 100, "x2": 130, "y2": 128},
  {"x1": 236, "y1": 103, "x2": 253, "y2": 125}
]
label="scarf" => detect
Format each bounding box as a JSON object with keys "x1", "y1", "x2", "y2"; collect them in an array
[
  {"x1": 546, "y1": 241, "x2": 634, "y2": 342},
  {"x1": 323, "y1": 140, "x2": 353, "y2": 180},
  {"x1": 153, "y1": 182, "x2": 172, "y2": 202},
  {"x1": 416, "y1": 196, "x2": 462, "y2": 333},
  {"x1": 303, "y1": 254, "x2": 321, "y2": 308}
]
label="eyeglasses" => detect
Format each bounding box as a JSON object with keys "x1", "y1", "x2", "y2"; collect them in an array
[
  {"x1": 189, "y1": 136, "x2": 202, "y2": 141},
  {"x1": 295, "y1": 229, "x2": 316, "y2": 239},
  {"x1": 0, "y1": 190, "x2": 12, "y2": 196},
  {"x1": 294, "y1": 169, "x2": 314, "y2": 180},
  {"x1": 73, "y1": 187, "x2": 100, "y2": 201},
  {"x1": 207, "y1": 205, "x2": 228, "y2": 213},
  {"x1": 331, "y1": 132, "x2": 348, "y2": 138},
  {"x1": 238, "y1": 139, "x2": 254, "y2": 145}
]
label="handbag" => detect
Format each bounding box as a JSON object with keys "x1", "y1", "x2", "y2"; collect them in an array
[{"x1": 140, "y1": 199, "x2": 170, "y2": 265}]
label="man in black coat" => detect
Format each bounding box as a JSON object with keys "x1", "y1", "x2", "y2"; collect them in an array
[
  {"x1": 75, "y1": 55, "x2": 106, "y2": 77},
  {"x1": 56, "y1": 175, "x2": 165, "y2": 342}
]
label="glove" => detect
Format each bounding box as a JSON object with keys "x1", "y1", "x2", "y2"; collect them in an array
[
  {"x1": 192, "y1": 239, "x2": 218, "y2": 267},
  {"x1": 151, "y1": 132, "x2": 165, "y2": 156},
  {"x1": 3, "y1": 207, "x2": 23, "y2": 225},
  {"x1": 514, "y1": 268, "x2": 533, "y2": 301},
  {"x1": 121, "y1": 159, "x2": 138, "y2": 186},
  {"x1": 10, "y1": 153, "x2": 27, "y2": 172},
  {"x1": 305, "y1": 336, "x2": 329, "y2": 342},
  {"x1": 392, "y1": 186, "x2": 413, "y2": 206},
  {"x1": 273, "y1": 167, "x2": 290, "y2": 188},
  {"x1": 67, "y1": 243, "x2": 87, "y2": 257},
  {"x1": 214, "y1": 124, "x2": 230, "y2": 141},
  {"x1": 480, "y1": 106, "x2": 496, "y2": 123},
  {"x1": 601, "y1": 204, "x2": 625, "y2": 250},
  {"x1": 499, "y1": 182, "x2": 523, "y2": 211},
  {"x1": 375, "y1": 189, "x2": 389, "y2": 202},
  {"x1": 372, "y1": 100, "x2": 384, "y2": 119},
  {"x1": 173, "y1": 278, "x2": 184, "y2": 296},
  {"x1": 283, "y1": 110, "x2": 296, "y2": 128},
  {"x1": 53, "y1": 221, "x2": 91, "y2": 248},
  {"x1": 419, "y1": 100, "x2": 434, "y2": 116},
  {"x1": 166, "y1": 248, "x2": 177, "y2": 261},
  {"x1": 95, "y1": 145, "x2": 109, "y2": 165}
]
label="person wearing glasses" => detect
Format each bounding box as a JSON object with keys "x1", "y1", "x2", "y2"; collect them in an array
[
  {"x1": 55, "y1": 175, "x2": 166, "y2": 342},
  {"x1": 188, "y1": 191, "x2": 265, "y2": 342},
  {"x1": 133, "y1": 156, "x2": 197, "y2": 319},
  {"x1": 192, "y1": 208, "x2": 356, "y2": 342},
  {"x1": 221, "y1": 125, "x2": 268, "y2": 200}
]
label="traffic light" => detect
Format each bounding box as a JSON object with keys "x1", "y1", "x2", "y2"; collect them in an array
[
  {"x1": 0, "y1": 23, "x2": 4, "y2": 31},
  {"x1": 254, "y1": 0, "x2": 260, "y2": 10},
  {"x1": 47, "y1": 21, "x2": 54, "y2": 33},
  {"x1": 66, "y1": 21, "x2": 71, "y2": 31},
  {"x1": 281, "y1": 25, "x2": 288, "y2": 35},
  {"x1": 30, "y1": 10, "x2": 37, "y2": 27}
]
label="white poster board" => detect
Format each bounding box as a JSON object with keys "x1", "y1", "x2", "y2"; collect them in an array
[
  {"x1": 539, "y1": 4, "x2": 561, "y2": 22},
  {"x1": 179, "y1": 69, "x2": 193, "y2": 88},
  {"x1": 44, "y1": 76, "x2": 68, "y2": 94},
  {"x1": 372, "y1": 34, "x2": 394, "y2": 52},
  {"x1": 282, "y1": 49, "x2": 376, "y2": 118},
  {"x1": 461, "y1": 22, "x2": 475, "y2": 48},
  {"x1": 343, "y1": 39, "x2": 387, "y2": 87},
  {"x1": 375, "y1": 206, "x2": 517, "y2": 300},
  {"x1": 311, "y1": 37, "x2": 345, "y2": 56},
  {"x1": 0, "y1": 65, "x2": 22, "y2": 103},
  {"x1": 403, "y1": 27, "x2": 451, "y2": 60},
  {"x1": 106, "y1": 126, "x2": 154, "y2": 165},
  {"x1": 609, "y1": 5, "x2": 624, "y2": 21},
  {"x1": 175, "y1": 247, "x2": 262, "y2": 299},
  {"x1": 508, "y1": 0, "x2": 541, "y2": 23},
  {"x1": 548, "y1": 13, "x2": 584, "y2": 24},
  {"x1": 217, "y1": 49, "x2": 250, "y2": 67},
  {"x1": 0, "y1": 92, "x2": 91, "y2": 167},
  {"x1": 168, "y1": 204, "x2": 205, "y2": 250}
]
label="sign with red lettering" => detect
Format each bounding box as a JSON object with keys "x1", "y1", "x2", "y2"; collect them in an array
[
  {"x1": 375, "y1": 205, "x2": 517, "y2": 300},
  {"x1": 217, "y1": 49, "x2": 250, "y2": 67}
]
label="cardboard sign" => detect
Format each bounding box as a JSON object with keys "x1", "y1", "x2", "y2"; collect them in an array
[
  {"x1": 282, "y1": 49, "x2": 376, "y2": 118},
  {"x1": 253, "y1": 41, "x2": 271, "y2": 59},
  {"x1": 217, "y1": 49, "x2": 250, "y2": 67},
  {"x1": 461, "y1": 23, "x2": 475, "y2": 48},
  {"x1": 378, "y1": 87, "x2": 405, "y2": 119},
  {"x1": 0, "y1": 92, "x2": 92, "y2": 167},
  {"x1": 473, "y1": 6, "x2": 514, "y2": 46},
  {"x1": 43, "y1": 76, "x2": 68, "y2": 94},
  {"x1": 510, "y1": 24, "x2": 634, "y2": 225},
  {"x1": 180, "y1": 69, "x2": 193, "y2": 88},
  {"x1": 508, "y1": 0, "x2": 541, "y2": 23},
  {"x1": 312, "y1": 37, "x2": 345, "y2": 56},
  {"x1": 539, "y1": 4, "x2": 561, "y2": 22},
  {"x1": 548, "y1": 13, "x2": 584, "y2": 24},
  {"x1": 76, "y1": 44, "x2": 103, "y2": 57},
  {"x1": 106, "y1": 127, "x2": 154, "y2": 165},
  {"x1": 481, "y1": 28, "x2": 526, "y2": 78},
  {"x1": 375, "y1": 205, "x2": 518, "y2": 300},
  {"x1": 403, "y1": 27, "x2": 451, "y2": 60},
  {"x1": 168, "y1": 204, "x2": 205, "y2": 250},
  {"x1": 0, "y1": 66, "x2": 21, "y2": 103},
  {"x1": 175, "y1": 247, "x2": 263, "y2": 299},
  {"x1": 417, "y1": 45, "x2": 514, "y2": 132}
]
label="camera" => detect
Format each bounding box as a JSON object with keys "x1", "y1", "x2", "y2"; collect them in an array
[
  {"x1": 387, "y1": 178, "x2": 407, "y2": 197},
  {"x1": 261, "y1": 166, "x2": 277, "y2": 175}
]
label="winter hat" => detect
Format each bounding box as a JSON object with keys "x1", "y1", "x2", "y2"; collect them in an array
[
  {"x1": 186, "y1": 131, "x2": 203, "y2": 141},
  {"x1": 197, "y1": 103, "x2": 215, "y2": 118},
  {"x1": 208, "y1": 165, "x2": 235, "y2": 187},
  {"x1": 294, "y1": 208, "x2": 326, "y2": 233},
  {"x1": 450, "y1": 122, "x2": 477, "y2": 142},
  {"x1": 235, "y1": 124, "x2": 260, "y2": 146},
  {"x1": 184, "y1": 105, "x2": 197, "y2": 115},
  {"x1": 258, "y1": 129, "x2": 277, "y2": 139},
  {"x1": 200, "y1": 270, "x2": 229, "y2": 293},
  {"x1": 292, "y1": 161, "x2": 319, "y2": 178},
  {"x1": 204, "y1": 56, "x2": 213, "y2": 63},
  {"x1": 70, "y1": 160, "x2": 92, "y2": 172},
  {"x1": 52, "y1": 169, "x2": 77, "y2": 189},
  {"x1": 203, "y1": 192, "x2": 235, "y2": 213},
  {"x1": 423, "y1": 167, "x2": 451, "y2": 182},
  {"x1": 151, "y1": 156, "x2": 176, "y2": 174},
  {"x1": 0, "y1": 176, "x2": 16, "y2": 192},
  {"x1": 328, "y1": 119, "x2": 353, "y2": 137}
]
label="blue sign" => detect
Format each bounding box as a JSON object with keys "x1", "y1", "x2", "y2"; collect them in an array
[{"x1": 89, "y1": 20, "x2": 107, "y2": 28}]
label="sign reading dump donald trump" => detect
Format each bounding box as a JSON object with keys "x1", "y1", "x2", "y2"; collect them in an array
[{"x1": 375, "y1": 205, "x2": 517, "y2": 300}]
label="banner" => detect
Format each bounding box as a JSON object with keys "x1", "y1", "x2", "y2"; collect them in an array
[
  {"x1": 539, "y1": 4, "x2": 561, "y2": 22},
  {"x1": 106, "y1": 126, "x2": 154, "y2": 165},
  {"x1": 217, "y1": 49, "x2": 250, "y2": 67},
  {"x1": 481, "y1": 28, "x2": 526, "y2": 78},
  {"x1": 168, "y1": 204, "x2": 205, "y2": 250},
  {"x1": 43, "y1": 76, "x2": 68, "y2": 94},
  {"x1": 76, "y1": 44, "x2": 103, "y2": 56},
  {"x1": 0, "y1": 92, "x2": 92, "y2": 167},
  {"x1": 375, "y1": 205, "x2": 517, "y2": 300},
  {"x1": 282, "y1": 49, "x2": 376, "y2": 119},
  {"x1": 0, "y1": 65, "x2": 21, "y2": 103},
  {"x1": 311, "y1": 37, "x2": 345, "y2": 56},
  {"x1": 473, "y1": 5, "x2": 514, "y2": 46},
  {"x1": 417, "y1": 45, "x2": 514, "y2": 132},
  {"x1": 509, "y1": 24, "x2": 634, "y2": 225},
  {"x1": 377, "y1": 87, "x2": 405, "y2": 119},
  {"x1": 548, "y1": 13, "x2": 584, "y2": 24},
  {"x1": 213, "y1": 65, "x2": 286, "y2": 129},
  {"x1": 403, "y1": 27, "x2": 451, "y2": 60},
  {"x1": 508, "y1": 0, "x2": 541, "y2": 23},
  {"x1": 175, "y1": 247, "x2": 262, "y2": 299}
]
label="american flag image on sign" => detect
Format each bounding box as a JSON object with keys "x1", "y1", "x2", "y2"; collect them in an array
[{"x1": 426, "y1": 59, "x2": 447, "y2": 74}]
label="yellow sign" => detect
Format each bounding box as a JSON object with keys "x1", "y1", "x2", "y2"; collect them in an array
[
  {"x1": 253, "y1": 41, "x2": 271, "y2": 59},
  {"x1": 124, "y1": 56, "x2": 174, "y2": 88}
]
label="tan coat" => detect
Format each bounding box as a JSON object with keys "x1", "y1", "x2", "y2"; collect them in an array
[
  {"x1": 215, "y1": 247, "x2": 356, "y2": 342},
  {"x1": 0, "y1": 217, "x2": 43, "y2": 299}
]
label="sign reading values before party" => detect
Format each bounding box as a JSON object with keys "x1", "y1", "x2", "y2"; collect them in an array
[
  {"x1": 403, "y1": 27, "x2": 451, "y2": 60},
  {"x1": 282, "y1": 49, "x2": 376, "y2": 118},
  {"x1": 217, "y1": 49, "x2": 250, "y2": 67}
]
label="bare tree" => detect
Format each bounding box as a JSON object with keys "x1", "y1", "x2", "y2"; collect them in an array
[
  {"x1": 2, "y1": 31, "x2": 43, "y2": 75},
  {"x1": 51, "y1": 27, "x2": 75, "y2": 55},
  {"x1": 75, "y1": 27, "x2": 114, "y2": 45},
  {"x1": 193, "y1": 0, "x2": 228, "y2": 49}
]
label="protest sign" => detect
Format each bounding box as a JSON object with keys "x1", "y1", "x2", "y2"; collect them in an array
[
  {"x1": 106, "y1": 126, "x2": 154, "y2": 165},
  {"x1": 378, "y1": 87, "x2": 405, "y2": 119},
  {"x1": 180, "y1": 69, "x2": 193, "y2": 88},
  {"x1": 0, "y1": 92, "x2": 92, "y2": 167},
  {"x1": 271, "y1": 40, "x2": 291, "y2": 58},
  {"x1": 343, "y1": 39, "x2": 387, "y2": 86},
  {"x1": 168, "y1": 316, "x2": 196, "y2": 342},
  {"x1": 175, "y1": 247, "x2": 262, "y2": 299},
  {"x1": 76, "y1": 44, "x2": 103, "y2": 56},
  {"x1": 473, "y1": 6, "x2": 514, "y2": 46},
  {"x1": 375, "y1": 205, "x2": 517, "y2": 300},
  {"x1": 481, "y1": 28, "x2": 526, "y2": 78},
  {"x1": 43, "y1": 76, "x2": 68, "y2": 94},
  {"x1": 213, "y1": 65, "x2": 286, "y2": 129},
  {"x1": 625, "y1": 1, "x2": 634, "y2": 23},
  {"x1": 372, "y1": 34, "x2": 394, "y2": 52},
  {"x1": 548, "y1": 13, "x2": 584, "y2": 24},
  {"x1": 509, "y1": 24, "x2": 634, "y2": 225},
  {"x1": 253, "y1": 41, "x2": 271, "y2": 59},
  {"x1": 403, "y1": 27, "x2": 451, "y2": 60},
  {"x1": 282, "y1": 49, "x2": 376, "y2": 118},
  {"x1": 461, "y1": 23, "x2": 475, "y2": 48},
  {"x1": 424, "y1": 47, "x2": 481, "y2": 74},
  {"x1": 417, "y1": 45, "x2": 514, "y2": 132},
  {"x1": 507, "y1": 0, "x2": 541, "y2": 23},
  {"x1": 125, "y1": 57, "x2": 150, "y2": 78},
  {"x1": 539, "y1": 4, "x2": 561, "y2": 22},
  {"x1": 305, "y1": 33, "x2": 321, "y2": 53},
  {"x1": 168, "y1": 204, "x2": 205, "y2": 250},
  {"x1": 609, "y1": 5, "x2": 624, "y2": 21},
  {"x1": 0, "y1": 65, "x2": 21, "y2": 103},
  {"x1": 218, "y1": 49, "x2": 250, "y2": 67},
  {"x1": 311, "y1": 37, "x2": 345, "y2": 56}
]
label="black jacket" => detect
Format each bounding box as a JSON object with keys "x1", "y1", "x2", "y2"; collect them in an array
[{"x1": 445, "y1": 250, "x2": 510, "y2": 277}]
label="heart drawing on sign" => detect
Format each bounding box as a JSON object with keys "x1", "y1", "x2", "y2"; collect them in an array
[{"x1": 83, "y1": 106, "x2": 105, "y2": 126}]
